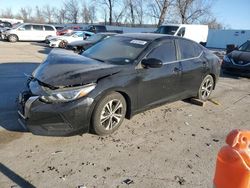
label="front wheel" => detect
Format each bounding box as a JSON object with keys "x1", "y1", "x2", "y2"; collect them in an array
[
  {"x1": 197, "y1": 75, "x2": 214, "y2": 101},
  {"x1": 59, "y1": 40, "x2": 67, "y2": 48},
  {"x1": 8, "y1": 34, "x2": 18, "y2": 42},
  {"x1": 91, "y1": 92, "x2": 127, "y2": 135}
]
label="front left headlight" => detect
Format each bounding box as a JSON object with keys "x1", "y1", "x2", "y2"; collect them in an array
[
  {"x1": 223, "y1": 55, "x2": 231, "y2": 63},
  {"x1": 40, "y1": 83, "x2": 96, "y2": 103}
]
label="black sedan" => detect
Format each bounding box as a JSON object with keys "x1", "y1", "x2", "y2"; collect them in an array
[
  {"x1": 222, "y1": 40, "x2": 250, "y2": 77},
  {"x1": 18, "y1": 33, "x2": 221, "y2": 136},
  {"x1": 67, "y1": 32, "x2": 117, "y2": 53}
]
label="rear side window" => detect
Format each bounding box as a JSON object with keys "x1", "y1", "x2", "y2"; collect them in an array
[
  {"x1": 33, "y1": 25, "x2": 43, "y2": 31},
  {"x1": 44, "y1": 26, "x2": 54, "y2": 31},
  {"x1": 147, "y1": 40, "x2": 176, "y2": 63},
  {"x1": 178, "y1": 39, "x2": 202, "y2": 59}
]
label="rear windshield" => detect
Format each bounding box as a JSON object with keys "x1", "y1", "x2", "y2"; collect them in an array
[
  {"x1": 155, "y1": 26, "x2": 179, "y2": 35},
  {"x1": 82, "y1": 36, "x2": 150, "y2": 64},
  {"x1": 239, "y1": 41, "x2": 250, "y2": 52}
]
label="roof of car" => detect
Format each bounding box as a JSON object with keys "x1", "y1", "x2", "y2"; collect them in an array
[
  {"x1": 116, "y1": 33, "x2": 178, "y2": 41},
  {"x1": 98, "y1": 32, "x2": 117, "y2": 36},
  {"x1": 21, "y1": 23, "x2": 55, "y2": 27}
]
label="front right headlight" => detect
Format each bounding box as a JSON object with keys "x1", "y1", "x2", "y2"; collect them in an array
[{"x1": 40, "y1": 83, "x2": 96, "y2": 103}]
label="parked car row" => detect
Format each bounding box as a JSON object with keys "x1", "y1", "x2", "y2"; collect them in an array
[{"x1": 0, "y1": 23, "x2": 123, "y2": 43}]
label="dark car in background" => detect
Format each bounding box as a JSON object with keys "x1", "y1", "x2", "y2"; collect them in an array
[
  {"x1": 67, "y1": 32, "x2": 117, "y2": 53},
  {"x1": 56, "y1": 26, "x2": 86, "y2": 36},
  {"x1": 18, "y1": 33, "x2": 221, "y2": 136},
  {"x1": 222, "y1": 40, "x2": 250, "y2": 77},
  {"x1": 85, "y1": 25, "x2": 123, "y2": 34}
]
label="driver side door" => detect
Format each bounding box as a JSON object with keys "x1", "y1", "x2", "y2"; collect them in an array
[{"x1": 137, "y1": 39, "x2": 182, "y2": 110}]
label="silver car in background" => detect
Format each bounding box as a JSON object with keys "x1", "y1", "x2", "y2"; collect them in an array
[{"x1": 2, "y1": 23, "x2": 57, "y2": 42}]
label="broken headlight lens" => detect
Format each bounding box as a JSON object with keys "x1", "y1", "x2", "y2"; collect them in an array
[{"x1": 40, "y1": 83, "x2": 96, "y2": 103}]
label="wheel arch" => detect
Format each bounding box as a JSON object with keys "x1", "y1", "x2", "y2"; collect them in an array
[
  {"x1": 115, "y1": 90, "x2": 132, "y2": 119},
  {"x1": 209, "y1": 73, "x2": 216, "y2": 89}
]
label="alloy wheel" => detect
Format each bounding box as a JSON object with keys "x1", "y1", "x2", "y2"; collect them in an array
[
  {"x1": 201, "y1": 77, "x2": 213, "y2": 100},
  {"x1": 100, "y1": 99, "x2": 123, "y2": 130}
]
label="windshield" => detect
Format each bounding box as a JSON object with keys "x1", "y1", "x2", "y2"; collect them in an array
[
  {"x1": 155, "y1": 26, "x2": 179, "y2": 35},
  {"x1": 239, "y1": 41, "x2": 250, "y2": 52},
  {"x1": 12, "y1": 23, "x2": 22, "y2": 29},
  {"x1": 86, "y1": 34, "x2": 104, "y2": 42},
  {"x1": 82, "y1": 36, "x2": 150, "y2": 64}
]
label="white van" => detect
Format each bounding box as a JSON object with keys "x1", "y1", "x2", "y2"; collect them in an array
[
  {"x1": 3, "y1": 23, "x2": 57, "y2": 42},
  {"x1": 155, "y1": 24, "x2": 208, "y2": 44}
]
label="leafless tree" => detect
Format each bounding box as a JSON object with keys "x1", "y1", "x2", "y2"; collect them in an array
[
  {"x1": 34, "y1": 6, "x2": 45, "y2": 23},
  {"x1": 148, "y1": 0, "x2": 174, "y2": 26},
  {"x1": 134, "y1": 0, "x2": 145, "y2": 25},
  {"x1": 114, "y1": 6, "x2": 126, "y2": 25},
  {"x1": 0, "y1": 8, "x2": 14, "y2": 18},
  {"x1": 175, "y1": 0, "x2": 212, "y2": 24},
  {"x1": 64, "y1": 0, "x2": 80, "y2": 23},
  {"x1": 125, "y1": 0, "x2": 135, "y2": 26},
  {"x1": 81, "y1": 2, "x2": 96, "y2": 24},
  {"x1": 54, "y1": 8, "x2": 67, "y2": 24},
  {"x1": 16, "y1": 7, "x2": 33, "y2": 22},
  {"x1": 43, "y1": 5, "x2": 55, "y2": 23},
  {"x1": 200, "y1": 16, "x2": 223, "y2": 29},
  {"x1": 98, "y1": 0, "x2": 118, "y2": 25}
]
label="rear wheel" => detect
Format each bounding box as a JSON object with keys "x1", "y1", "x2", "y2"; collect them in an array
[
  {"x1": 91, "y1": 92, "x2": 127, "y2": 135},
  {"x1": 8, "y1": 34, "x2": 18, "y2": 42},
  {"x1": 197, "y1": 75, "x2": 214, "y2": 101}
]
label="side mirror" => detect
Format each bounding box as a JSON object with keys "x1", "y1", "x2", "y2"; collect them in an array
[
  {"x1": 141, "y1": 58, "x2": 163, "y2": 68},
  {"x1": 18, "y1": 27, "x2": 25, "y2": 31}
]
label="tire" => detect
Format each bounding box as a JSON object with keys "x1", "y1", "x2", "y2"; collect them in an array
[
  {"x1": 8, "y1": 34, "x2": 18, "y2": 42},
  {"x1": 91, "y1": 92, "x2": 127, "y2": 135},
  {"x1": 59, "y1": 40, "x2": 67, "y2": 48},
  {"x1": 197, "y1": 75, "x2": 214, "y2": 101}
]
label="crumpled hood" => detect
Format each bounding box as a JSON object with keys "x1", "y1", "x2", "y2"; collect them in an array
[
  {"x1": 32, "y1": 49, "x2": 121, "y2": 87},
  {"x1": 228, "y1": 50, "x2": 250, "y2": 62}
]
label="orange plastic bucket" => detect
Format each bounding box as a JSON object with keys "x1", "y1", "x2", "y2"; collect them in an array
[{"x1": 214, "y1": 129, "x2": 250, "y2": 188}]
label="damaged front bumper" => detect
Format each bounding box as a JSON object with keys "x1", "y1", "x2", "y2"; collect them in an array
[{"x1": 18, "y1": 90, "x2": 94, "y2": 136}]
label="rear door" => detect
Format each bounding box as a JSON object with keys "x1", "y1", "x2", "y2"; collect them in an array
[
  {"x1": 177, "y1": 39, "x2": 207, "y2": 97},
  {"x1": 138, "y1": 39, "x2": 182, "y2": 109}
]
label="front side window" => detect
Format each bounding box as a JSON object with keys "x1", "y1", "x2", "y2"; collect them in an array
[
  {"x1": 178, "y1": 39, "x2": 202, "y2": 59},
  {"x1": 239, "y1": 41, "x2": 250, "y2": 52},
  {"x1": 147, "y1": 41, "x2": 176, "y2": 63},
  {"x1": 21, "y1": 24, "x2": 31, "y2": 30},
  {"x1": 177, "y1": 27, "x2": 185, "y2": 37},
  {"x1": 82, "y1": 36, "x2": 150, "y2": 64},
  {"x1": 33, "y1": 25, "x2": 43, "y2": 31}
]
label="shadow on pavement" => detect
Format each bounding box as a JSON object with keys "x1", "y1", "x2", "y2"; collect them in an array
[
  {"x1": 0, "y1": 62, "x2": 39, "y2": 132},
  {"x1": 0, "y1": 163, "x2": 35, "y2": 188},
  {"x1": 30, "y1": 42, "x2": 53, "y2": 55},
  {"x1": 220, "y1": 70, "x2": 250, "y2": 79}
]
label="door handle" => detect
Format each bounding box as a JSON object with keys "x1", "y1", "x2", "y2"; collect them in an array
[{"x1": 173, "y1": 67, "x2": 181, "y2": 74}]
